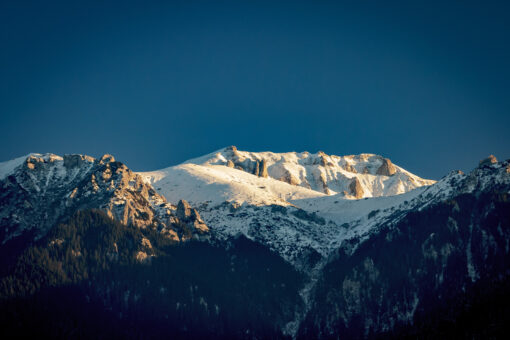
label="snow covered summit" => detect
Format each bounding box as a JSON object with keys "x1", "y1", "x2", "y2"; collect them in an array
[
  {"x1": 137, "y1": 147, "x2": 437, "y2": 265},
  {"x1": 140, "y1": 146, "x2": 435, "y2": 207}
]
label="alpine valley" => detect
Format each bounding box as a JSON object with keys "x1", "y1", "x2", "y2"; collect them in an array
[{"x1": 1, "y1": 146, "x2": 509, "y2": 339}]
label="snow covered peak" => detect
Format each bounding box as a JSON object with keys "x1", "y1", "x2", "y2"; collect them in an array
[
  {"x1": 179, "y1": 146, "x2": 435, "y2": 199},
  {"x1": 0, "y1": 152, "x2": 210, "y2": 245},
  {"x1": 0, "y1": 153, "x2": 54, "y2": 180}
]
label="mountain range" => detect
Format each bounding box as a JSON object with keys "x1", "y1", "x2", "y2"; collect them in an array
[{"x1": 1, "y1": 147, "x2": 509, "y2": 339}]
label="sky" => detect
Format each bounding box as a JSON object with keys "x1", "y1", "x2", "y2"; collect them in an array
[{"x1": 1, "y1": 1, "x2": 509, "y2": 179}]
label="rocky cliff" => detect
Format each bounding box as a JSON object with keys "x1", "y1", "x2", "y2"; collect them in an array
[{"x1": 0, "y1": 153, "x2": 208, "y2": 245}]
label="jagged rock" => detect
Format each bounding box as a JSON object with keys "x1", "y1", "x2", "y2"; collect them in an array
[
  {"x1": 176, "y1": 199, "x2": 209, "y2": 234},
  {"x1": 0, "y1": 154, "x2": 209, "y2": 245},
  {"x1": 63, "y1": 154, "x2": 94, "y2": 168},
  {"x1": 229, "y1": 202, "x2": 241, "y2": 212},
  {"x1": 253, "y1": 161, "x2": 260, "y2": 176},
  {"x1": 318, "y1": 173, "x2": 330, "y2": 194},
  {"x1": 191, "y1": 208, "x2": 203, "y2": 221},
  {"x1": 25, "y1": 154, "x2": 61, "y2": 170},
  {"x1": 343, "y1": 163, "x2": 357, "y2": 173},
  {"x1": 141, "y1": 237, "x2": 152, "y2": 249},
  {"x1": 100, "y1": 154, "x2": 115, "y2": 164},
  {"x1": 376, "y1": 158, "x2": 396, "y2": 176},
  {"x1": 177, "y1": 199, "x2": 193, "y2": 220},
  {"x1": 225, "y1": 145, "x2": 239, "y2": 157},
  {"x1": 479, "y1": 155, "x2": 498, "y2": 167},
  {"x1": 24, "y1": 156, "x2": 42, "y2": 170},
  {"x1": 279, "y1": 170, "x2": 300, "y2": 186},
  {"x1": 199, "y1": 149, "x2": 432, "y2": 196},
  {"x1": 259, "y1": 159, "x2": 268, "y2": 178},
  {"x1": 313, "y1": 151, "x2": 325, "y2": 165},
  {"x1": 160, "y1": 228, "x2": 179, "y2": 241},
  {"x1": 349, "y1": 177, "x2": 364, "y2": 199}
]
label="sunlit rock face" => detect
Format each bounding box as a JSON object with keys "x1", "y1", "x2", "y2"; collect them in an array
[
  {"x1": 176, "y1": 199, "x2": 209, "y2": 236},
  {"x1": 0, "y1": 153, "x2": 208, "y2": 244},
  {"x1": 177, "y1": 146, "x2": 435, "y2": 197},
  {"x1": 375, "y1": 157, "x2": 397, "y2": 176}
]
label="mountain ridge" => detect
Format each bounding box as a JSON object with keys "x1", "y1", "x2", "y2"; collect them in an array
[
  {"x1": 0, "y1": 153, "x2": 208, "y2": 246},
  {"x1": 158, "y1": 145, "x2": 436, "y2": 198},
  {"x1": 1, "y1": 149, "x2": 509, "y2": 339}
]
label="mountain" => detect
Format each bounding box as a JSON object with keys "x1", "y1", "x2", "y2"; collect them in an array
[
  {"x1": 0, "y1": 149, "x2": 509, "y2": 339},
  {"x1": 139, "y1": 146, "x2": 435, "y2": 267},
  {"x1": 299, "y1": 157, "x2": 510, "y2": 338},
  {"x1": 0, "y1": 153, "x2": 208, "y2": 246},
  {"x1": 141, "y1": 146, "x2": 434, "y2": 204}
]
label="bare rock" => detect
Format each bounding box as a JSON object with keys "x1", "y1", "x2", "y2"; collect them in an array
[
  {"x1": 319, "y1": 173, "x2": 331, "y2": 194},
  {"x1": 376, "y1": 158, "x2": 396, "y2": 176},
  {"x1": 279, "y1": 170, "x2": 300, "y2": 186},
  {"x1": 479, "y1": 155, "x2": 498, "y2": 167},
  {"x1": 226, "y1": 160, "x2": 235, "y2": 168},
  {"x1": 253, "y1": 161, "x2": 260, "y2": 176},
  {"x1": 100, "y1": 154, "x2": 115, "y2": 164},
  {"x1": 24, "y1": 155, "x2": 44, "y2": 170},
  {"x1": 177, "y1": 199, "x2": 193, "y2": 220},
  {"x1": 225, "y1": 145, "x2": 239, "y2": 157},
  {"x1": 349, "y1": 177, "x2": 364, "y2": 199},
  {"x1": 259, "y1": 159, "x2": 268, "y2": 178},
  {"x1": 63, "y1": 154, "x2": 95, "y2": 169},
  {"x1": 344, "y1": 163, "x2": 357, "y2": 173},
  {"x1": 176, "y1": 199, "x2": 209, "y2": 234}
]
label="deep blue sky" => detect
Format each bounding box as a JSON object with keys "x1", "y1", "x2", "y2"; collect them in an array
[{"x1": 1, "y1": 1, "x2": 509, "y2": 179}]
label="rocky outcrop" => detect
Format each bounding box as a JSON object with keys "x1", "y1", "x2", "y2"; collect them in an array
[
  {"x1": 176, "y1": 199, "x2": 209, "y2": 235},
  {"x1": 63, "y1": 154, "x2": 95, "y2": 169},
  {"x1": 259, "y1": 159, "x2": 268, "y2": 178},
  {"x1": 479, "y1": 155, "x2": 498, "y2": 167},
  {"x1": 318, "y1": 172, "x2": 331, "y2": 194},
  {"x1": 318, "y1": 152, "x2": 328, "y2": 167},
  {"x1": 99, "y1": 154, "x2": 115, "y2": 164},
  {"x1": 0, "y1": 154, "x2": 208, "y2": 244},
  {"x1": 176, "y1": 199, "x2": 194, "y2": 221},
  {"x1": 224, "y1": 148, "x2": 270, "y2": 179},
  {"x1": 279, "y1": 170, "x2": 300, "y2": 186},
  {"x1": 349, "y1": 177, "x2": 364, "y2": 199},
  {"x1": 25, "y1": 154, "x2": 61, "y2": 170},
  {"x1": 225, "y1": 145, "x2": 239, "y2": 158},
  {"x1": 376, "y1": 158, "x2": 396, "y2": 176},
  {"x1": 343, "y1": 163, "x2": 357, "y2": 173},
  {"x1": 253, "y1": 161, "x2": 260, "y2": 176}
]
